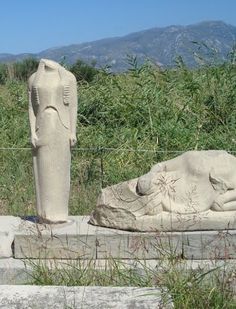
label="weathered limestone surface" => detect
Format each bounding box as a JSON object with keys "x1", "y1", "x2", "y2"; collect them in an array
[
  {"x1": 0, "y1": 216, "x2": 21, "y2": 257},
  {"x1": 0, "y1": 258, "x2": 29, "y2": 284},
  {"x1": 14, "y1": 216, "x2": 236, "y2": 260},
  {"x1": 90, "y1": 150, "x2": 236, "y2": 231},
  {"x1": 28, "y1": 59, "x2": 77, "y2": 223},
  {"x1": 0, "y1": 215, "x2": 235, "y2": 260},
  {"x1": 0, "y1": 285, "x2": 172, "y2": 309}
]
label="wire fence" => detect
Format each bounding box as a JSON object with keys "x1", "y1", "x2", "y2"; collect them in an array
[
  {"x1": 1, "y1": 147, "x2": 236, "y2": 153},
  {"x1": 1, "y1": 146, "x2": 236, "y2": 216}
]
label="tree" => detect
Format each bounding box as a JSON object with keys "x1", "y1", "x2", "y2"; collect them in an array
[
  {"x1": 14, "y1": 58, "x2": 39, "y2": 81},
  {"x1": 70, "y1": 59, "x2": 98, "y2": 82}
]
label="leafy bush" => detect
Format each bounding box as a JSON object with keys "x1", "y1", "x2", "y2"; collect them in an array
[
  {"x1": 13, "y1": 58, "x2": 39, "y2": 81},
  {"x1": 70, "y1": 59, "x2": 99, "y2": 82},
  {"x1": 0, "y1": 63, "x2": 7, "y2": 84},
  {"x1": 78, "y1": 60, "x2": 236, "y2": 152}
]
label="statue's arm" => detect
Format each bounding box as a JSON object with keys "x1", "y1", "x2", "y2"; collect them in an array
[
  {"x1": 212, "y1": 189, "x2": 236, "y2": 211},
  {"x1": 28, "y1": 74, "x2": 38, "y2": 148},
  {"x1": 69, "y1": 74, "x2": 78, "y2": 147}
]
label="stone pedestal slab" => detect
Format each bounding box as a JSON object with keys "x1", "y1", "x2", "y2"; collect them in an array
[
  {"x1": 0, "y1": 285, "x2": 172, "y2": 309},
  {"x1": 14, "y1": 216, "x2": 236, "y2": 260},
  {"x1": 0, "y1": 216, "x2": 21, "y2": 257}
]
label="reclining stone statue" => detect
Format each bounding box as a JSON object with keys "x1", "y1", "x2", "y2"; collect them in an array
[
  {"x1": 89, "y1": 150, "x2": 236, "y2": 231},
  {"x1": 28, "y1": 59, "x2": 77, "y2": 223}
]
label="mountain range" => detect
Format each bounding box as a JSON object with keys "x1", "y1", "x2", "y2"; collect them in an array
[{"x1": 0, "y1": 21, "x2": 235, "y2": 71}]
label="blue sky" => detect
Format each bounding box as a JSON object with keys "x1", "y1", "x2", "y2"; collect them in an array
[{"x1": 0, "y1": 0, "x2": 235, "y2": 54}]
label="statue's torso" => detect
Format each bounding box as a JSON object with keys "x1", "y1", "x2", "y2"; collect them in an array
[
  {"x1": 36, "y1": 71, "x2": 63, "y2": 109},
  {"x1": 31, "y1": 70, "x2": 70, "y2": 130}
]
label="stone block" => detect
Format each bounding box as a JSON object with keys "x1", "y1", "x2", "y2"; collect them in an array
[
  {"x1": 14, "y1": 216, "x2": 182, "y2": 259},
  {"x1": 0, "y1": 258, "x2": 29, "y2": 284},
  {"x1": 0, "y1": 285, "x2": 172, "y2": 309},
  {"x1": 13, "y1": 216, "x2": 236, "y2": 260},
  {"x1": 182, "y1": 230, "x2": 236, "y2": 259},
  {"x1": 0, "y1": 216, "x2": 21, "y2": 257}
]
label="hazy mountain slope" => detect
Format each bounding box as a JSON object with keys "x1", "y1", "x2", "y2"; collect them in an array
[{"x1": 0, "y1": 21, "x2": 235, "y2": 71}]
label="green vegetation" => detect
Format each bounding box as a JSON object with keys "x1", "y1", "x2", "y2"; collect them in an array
[
  {"x1": 0, "y1": 56, "x2": 236, "y2": 308},
  {"x1": 70, "y1": 58, "x2": 99, "y2": 82},
  {"x1": 0, "y1": 58, "x2": 39, "y2": 83},
  {"x1": 26, "y1": 258, "x2": 236, "y2": 308},
  {"x1": 0, "y1": 56, "x2": 236, "y2": 216},
  {"x1": 0, "y1": 57, "x2": 99, "y2": 83}
]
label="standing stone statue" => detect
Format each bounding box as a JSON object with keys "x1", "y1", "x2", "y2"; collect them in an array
[{"x1": 28, "y1": 59, "x2": 77, "y2": 223}]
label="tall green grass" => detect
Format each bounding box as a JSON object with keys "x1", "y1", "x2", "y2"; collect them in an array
[
  {"x1": 26, "y1": 258, "x2": 236, "y2": 308},
  {"x1": 0, "y1": 60, "x2": 235, "y2": 216}
]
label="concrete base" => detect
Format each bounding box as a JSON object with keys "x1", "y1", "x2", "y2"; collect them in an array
[
  {"x1": 0, "y1": 216, "x2": 21, "y2": 257},
  {"x1": 0, "y1": 216, "x2": 236, "y2": 260},
  {"x1": 14, "y1": 216, "x2": 236, "y2": 260},
  {"x1": 0, "y1": 285, "x2": 172, "y2": 309},
  {"x1": 0, "y1": 258, "x2": 30, "y2": 284}
]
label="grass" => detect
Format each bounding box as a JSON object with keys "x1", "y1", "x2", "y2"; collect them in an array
[
  {"x1": 1, "y1": 58, "x2": 236, "y2": 308},
  {"x1": 0, "y1": 60, "x2": 236, "y2": 217},
  {"x1": 24, "y1": 257, "x2": 236, "y2": 308}
]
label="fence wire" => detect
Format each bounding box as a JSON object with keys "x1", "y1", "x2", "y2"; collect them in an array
[
  {"x1": 1, "y1": 146, "x2": 236, "y2": 216},
  {"x1": 0, "y1": 147, "x2": 236, "y2": 154}
]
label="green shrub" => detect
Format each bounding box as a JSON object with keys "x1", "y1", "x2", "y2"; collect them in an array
[
  {"x1": 70, "y1": 59, "x2": 99, "y2": 82},
  {"x1": 0, "y1": 63, "x2": 7, "y2": 84},
  {"x1": 13, "y1": 58, "x2": 39, "y2": 81}
]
